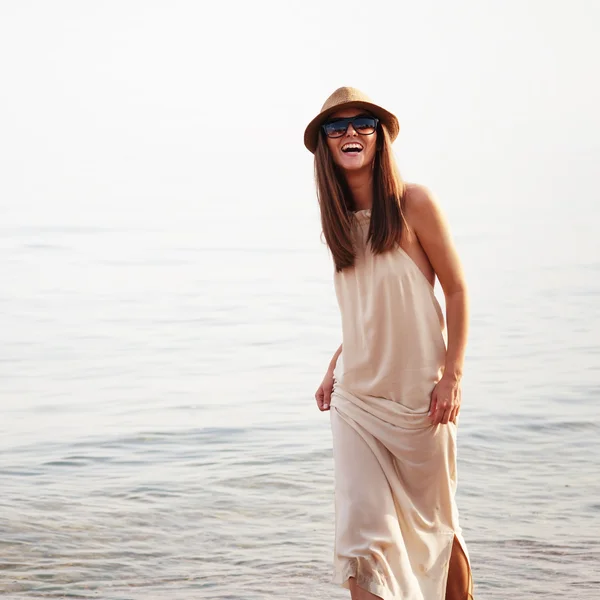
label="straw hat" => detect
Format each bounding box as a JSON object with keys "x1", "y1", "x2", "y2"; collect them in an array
[{"x1": 303, "y1": 86, "x2": 400, "y2": 154}]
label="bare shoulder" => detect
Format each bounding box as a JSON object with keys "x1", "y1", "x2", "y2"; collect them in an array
[
  {"x1": 403, "y1": 182, "x2": 443, "y2": 224},
  {"x1": 403, "y1": 182, "x2": 452, "y2": 242}
]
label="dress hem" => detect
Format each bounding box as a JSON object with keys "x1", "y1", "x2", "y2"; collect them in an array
[
  {"x1": 333, "y1": 562, "x2": 399, "y2": 600},
  {"x1": 332, "y1": 531, "x2": 473, "y2": 600}
]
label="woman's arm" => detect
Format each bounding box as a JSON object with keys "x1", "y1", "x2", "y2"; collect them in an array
[
  {"x1": 328, "y1": 343, "x2": 343, "y2": 374},
  {"x1": 407, "y1": 184, "x2": 469, "y2": 424},
  {"x1": 444, "y1": 290, "x2": 469, "y2": 381}
]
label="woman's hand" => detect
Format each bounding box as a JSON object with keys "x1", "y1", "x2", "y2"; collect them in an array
[
  {"x1": 429, "y1": 375, "x2": 462, "y2": 425},
  {"x1": 315, "y1": 370, "x2": 334, "y2": 412}
]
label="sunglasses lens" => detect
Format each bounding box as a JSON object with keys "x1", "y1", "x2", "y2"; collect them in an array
[
  {"x1": 353, "y1": 117, "x2": 377, "y2": 134},
  {"x1": 323, "y1": 120, "x2": 349, "y2": 138}
]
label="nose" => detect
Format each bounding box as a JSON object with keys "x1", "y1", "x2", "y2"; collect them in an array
[{"x1": 345, "y1": 123, "x2": 358, "y2": 137}]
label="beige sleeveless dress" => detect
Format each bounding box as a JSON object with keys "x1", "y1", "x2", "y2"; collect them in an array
[{"x1": 329, "y1": 208, "x2": 471, "y2": 600}]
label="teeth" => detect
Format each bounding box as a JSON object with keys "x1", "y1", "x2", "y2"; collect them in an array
[{"x1": 342, "y1": 143, "x2": 363, "y2": 152}]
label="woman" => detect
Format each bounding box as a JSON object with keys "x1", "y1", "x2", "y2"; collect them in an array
[{"x1": 305, "y1": 87, "x2": 474, "y2": 600}]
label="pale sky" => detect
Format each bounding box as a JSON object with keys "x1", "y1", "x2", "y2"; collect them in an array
[{"x1": 0, "y1": 0, "x2": 598, "y2": 251}]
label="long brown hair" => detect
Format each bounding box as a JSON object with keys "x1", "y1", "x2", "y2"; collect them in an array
[{"x1": 314, "y1": 122, "x2": 409, "y2": 272}]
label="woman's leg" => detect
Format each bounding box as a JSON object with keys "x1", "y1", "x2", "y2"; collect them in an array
[
  {"x1": 348, "y1": 577, "x2": 383, "y2": 600},
  {"x1": 445, "y1": 536, "x2": 473, "y2": 600}
]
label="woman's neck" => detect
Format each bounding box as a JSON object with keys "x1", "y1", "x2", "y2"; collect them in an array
[{"x1": 345, "y1": 168, "x2": 374, "y2": 211}]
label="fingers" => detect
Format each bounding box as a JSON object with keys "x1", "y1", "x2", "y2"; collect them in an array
[
  {"x1": 432, "y1": 402, "x2": 461, "y2": 425},
  {"x1": 429, "y1": 390, "x2": 446, "y2": 425},
  {"x1": 315, "y1": 387, "x2": 325, "y2": 411},
  {"x1": 449, "y1": 405, "x2": 460, "y2": 423},
  {"x1": 428, "y1": 389, "x2": 437, "y2": 419},
  {"x1": 449, "y1": 390, "x2": 462, "y2": 423},
  {"x1": 430, "y1": 399, "x2": 453, "y2": 425},
  {"x1": 431, "y1": 403, "x2": 447, "y2": 425},
  {"x1": 454, "y1": 389, "x2": 462, "y2": 423},
  {"x1": 315, "y1": 386, "x2": 331, "y2": 411},
  {"x1": 323, "y1": 387, "x2": 331, "y2": 410},
  {"x1": 440, "y1": 406, "x2": 451, "y2": 424}
]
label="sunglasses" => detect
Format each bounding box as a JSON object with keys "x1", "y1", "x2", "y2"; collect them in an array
[{"x1": 322, "y1": 115, "x2": 379, "y2": 139}]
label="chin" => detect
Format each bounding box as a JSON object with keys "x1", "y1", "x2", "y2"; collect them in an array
[{"x1": 336, "y1": 158, "x2": 370, "y2": 171}]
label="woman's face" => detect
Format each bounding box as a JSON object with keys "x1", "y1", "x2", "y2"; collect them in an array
[{"x1": 324, "y1": 108, "x2": 378, "y2": 172}]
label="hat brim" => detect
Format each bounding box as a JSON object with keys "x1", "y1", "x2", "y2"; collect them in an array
[{"x1": 303, "y1": 100, "x2": 400, "y2": 154}]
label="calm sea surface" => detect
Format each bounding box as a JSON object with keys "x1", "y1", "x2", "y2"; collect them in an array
[{"x1": 1, "y1": 196, "x2": 599, "y2": 599}]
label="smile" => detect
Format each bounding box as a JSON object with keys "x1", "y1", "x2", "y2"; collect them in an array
[{"x1": 341, "y1": 142, "x2": 363, "y2": 154}]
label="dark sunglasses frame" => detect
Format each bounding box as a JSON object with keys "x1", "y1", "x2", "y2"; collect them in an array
[{"x1": 321, "y1": 115, "x2": 380, "y2": 139}]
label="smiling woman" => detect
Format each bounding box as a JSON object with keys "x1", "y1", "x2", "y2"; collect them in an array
[{"x1": 305, "y1": 87, "x2": 474, "y2": 600}]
